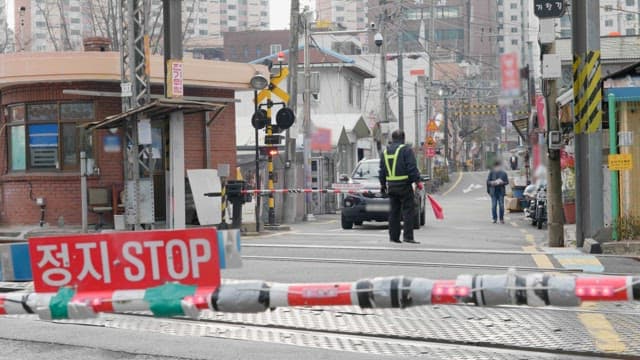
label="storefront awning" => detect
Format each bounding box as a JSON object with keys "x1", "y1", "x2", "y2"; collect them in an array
[
  {"x1": 86, "y1": 98, "x2": 225, "y2": 130},
  {"x1": 511, "y1": 117, "x2": 529, "y2": 142}
]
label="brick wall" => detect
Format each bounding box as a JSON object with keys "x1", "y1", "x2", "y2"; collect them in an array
[{"x1": 0, "y1": 82, "x2": 237, "y2": 226}]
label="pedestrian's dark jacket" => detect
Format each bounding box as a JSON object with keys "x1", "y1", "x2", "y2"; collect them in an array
[
  {"x1": 379, "y1": 142, "x2": 420, "y2": 187},
  {"x1": 486, "y1": 169, "x2": 509, "y2": 197}
]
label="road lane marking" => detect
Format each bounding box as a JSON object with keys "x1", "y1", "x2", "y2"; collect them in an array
[
  {"x1": 542, "y1": 248, "x2": 605, "y2": 273},
  {"x1": 249, "y1": 231, "x2": 298, "y2": 239},
  {"x1": 578, "y1": 302, "x2": 627, "y2": 353},
  {"x1": 525, "y1": 234, "x2": 535, "y2": 244},
  {"x1": 522, "y1": 246, "x2": 555, "y2": 269},
  {"x1": 442, "y1": 171, "x2": 464, "y2": 196}
]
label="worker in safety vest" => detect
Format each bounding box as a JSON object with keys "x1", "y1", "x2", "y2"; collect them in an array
[{"x1": 379, "y1": 130, "x2": 422, "y2": 244}]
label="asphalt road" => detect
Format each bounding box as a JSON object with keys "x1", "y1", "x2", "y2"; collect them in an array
[{"x1": 1, "y1": 171, "x2": 638, "y2": 359}]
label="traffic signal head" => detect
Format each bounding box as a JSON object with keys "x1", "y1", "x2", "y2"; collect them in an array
[
  {"x1": 251, "y1": 109, "x2": 268, "y2": 130},
  {"x1": 268, "y1": 148, "x2": 278, "y2": 157},
  {"x1": 276, "y1": 107, "x2": 295, "y2": 130}
]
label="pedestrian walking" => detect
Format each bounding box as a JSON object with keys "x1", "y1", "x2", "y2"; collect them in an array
[
  {"x1": 379, "y1": 130, "x2": 422, "y2": 244},
  {"x1": 509, "y1": 155, "x2": 518, "y2": 170},
  {"x1": 487, "y1": 160, "x2": 509, "y2": 224}
]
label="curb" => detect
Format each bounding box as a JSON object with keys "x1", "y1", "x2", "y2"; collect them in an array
[{"x1": 582, "y1": 238, "x2": 602, "y2": 254}]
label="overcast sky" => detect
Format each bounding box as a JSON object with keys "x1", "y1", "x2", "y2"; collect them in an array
[
  {"x1": 270, "y1": 0, "x2": 315, "y2": 29},
  {"x1": 8, "y1": 1, "x2": 315, "y2": 30}
]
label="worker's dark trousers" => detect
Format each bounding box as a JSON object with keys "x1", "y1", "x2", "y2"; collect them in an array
[{"x1": 387, "y1": 183, "x2": 415, "y2": 241}]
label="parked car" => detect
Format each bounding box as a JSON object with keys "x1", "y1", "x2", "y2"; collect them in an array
[{"x1": 340, "y1": 159, "x2": 428, "y2": 230}]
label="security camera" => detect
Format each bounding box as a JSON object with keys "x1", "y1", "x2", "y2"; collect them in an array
[
  {"x1": 374, "y1": 32, "x2": 383, "y2": 47},
  {"x1": 370, "y1": 22, "x2": 376, "y2": 30}
]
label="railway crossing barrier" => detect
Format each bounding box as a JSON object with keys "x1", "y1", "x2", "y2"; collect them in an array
[{"x1": 0, "y1": 228, "x2": 638, "y2": 321}]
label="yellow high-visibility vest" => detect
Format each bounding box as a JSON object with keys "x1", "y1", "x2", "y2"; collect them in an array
[{"x1": 383, "y1": 144, "x2": 409, "y2": 182}]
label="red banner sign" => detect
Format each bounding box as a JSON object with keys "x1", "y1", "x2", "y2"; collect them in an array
[
  {"x1": 425, "y1": 147, "x2": 436, "y2": 158},
  {"x1": 311, "y1": 127, "x2": 332, "y2": 152},
  {"x1": 29, "y1": 229, "x2": 220, "y2": 293},
  {"x1": 500, "y1": 52, "x2": 521, "y2": 97}
]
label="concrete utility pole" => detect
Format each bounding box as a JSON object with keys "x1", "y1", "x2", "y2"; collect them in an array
[
  {"x1": 379, "y1": 8, "x2": 388, "y2": 150},
  {"x1": 572, "y1": 1, "x2": 604, "y2": 246},
  {"x1": 283, "y1": 0, "x2": 300, "y2": 224},
  {"x1": 426, "y1": 1, "x2": 436, "y2": 177},
  {"x1": 543, "y1": 40, "x2": 564, "y2": 247},
  {"x1": 302, "y1": 7, "x2": 314, "y2": 221},
  {"x1": 397, "y1": 32, "x2": 404, "y2": 132},
  {"x1": 164, "y1": 0, "x2": 185, "y2": 229}
]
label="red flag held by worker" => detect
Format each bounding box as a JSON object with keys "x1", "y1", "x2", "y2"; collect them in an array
[{"x1": 427, "y1": 195, "x2": 444, "y2": 220}]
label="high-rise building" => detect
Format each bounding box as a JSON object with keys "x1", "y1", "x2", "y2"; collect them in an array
[
  {"x1": 557, "y1": 0, "x2": 640, "y2": 38},
  {"x1": 600, "y1": 0, "x2": 640, "y2": 35},
  {"x1": 316, "y1": 0, "x2": 367, "y2": 31},
  {"x1": 366, "y1": 0, "x2": 498, "y2": 63},
  {"x1": 496, "y1": 0, "x2": 529, "y2": 65},
  {"x1": 13, "y1": 0, "x2": 270, "y2": 53}
]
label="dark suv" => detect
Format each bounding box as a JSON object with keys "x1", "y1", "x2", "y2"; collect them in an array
[{"x1": 340, "y1": 159, "x2": 427, "y2": 230}]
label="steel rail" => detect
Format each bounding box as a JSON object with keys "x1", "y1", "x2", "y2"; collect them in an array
[
  {"x1": 242, "y1": 255, "x2": 574, "y2": 272},
  {"x1": 243, "y1": 243, "x2": 640, "y2": 259}
]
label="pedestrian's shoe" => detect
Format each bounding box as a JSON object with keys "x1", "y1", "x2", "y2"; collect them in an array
[
  {"x1": 390, "y1": 239, "x2": 402, "y2": 243},
  {"x1": 492, "y1": 220, "x2": 497, "y2": 224},
  {"x1": 500, "y1": 219, "x2": 505, "y2": 224},
  {"x1": 403, "y1": 239, "x2": 420, "y2": 244}
]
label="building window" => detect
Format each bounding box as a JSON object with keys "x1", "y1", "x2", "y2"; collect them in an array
[
  {"x1": 510, "y1": 15, "x2": 517, "y2": 21},
  {"x1": 626, "y1": 14, "x2": 635, "y2": 21},
  {"x1": 435, "y1": 29, "x2": 464, "y2": 40},
  {"x1": 605, "y1": 5, "x2": 613, "y2": 11},
  {"x1": 256, "y1": 45, "x2": 262, "y2": 57},
  {"x1": 199, "y1": 18, "x2": 208, "y2": 24},
  {"x1": 356, "y1": 84, "x2": 362, "y2": 109},
  {"x1": 626, "y1": 28, "x2": 636, "y2": 35},
  {"x1": 605, "y1": 19, "x2": 614, "y2": 27},
  {"x1": 270, "y1": 44, "x2": 282, "y2": 54},
  {"x1": 626, "y1": 0, "x2": 635, "y2": 5},
  {"x1": 347, "y1": 80, "x2": 354, "y2": 105},
  {"x1": 7, "y1": 102, "x2": 95, "y2": 172},
  {"x1": 511, "y1": 39, "x2": 518, "y2": 45},
  {"x1": 199, "y1": 29, "x2": 208, "y2": 36},
  {"x1": 510, "y1": 27, "x2": 518, "y2": 33},
  {"x1": 510, "y1": 2, "x2": 517, "y2": 9}
]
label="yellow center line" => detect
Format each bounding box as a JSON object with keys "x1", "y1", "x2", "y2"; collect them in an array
[
  {"x1": 578, "y1": 302, "x2": 627, "y2": 353},
  {"x1": 522, "y1": 245, "x2": 554, "y2": 269},
  {"x1": 441, "y1": 171, "x2": 464, "y2": 196}
]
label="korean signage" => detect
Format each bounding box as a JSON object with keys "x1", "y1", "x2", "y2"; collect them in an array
[
  {"x1": 500, "y1": 52, "x2": 521, "y2": 97},
  {"x1": 167, "y1": 60, "x2": 184, "y2": 98},
  {"x1": 425, "y1": 147, "x2": 436, "y2": 158},
  {"x1": 311, "y1": 127, "x2": 332, "y2": 152},
  {"x1": 29, "y1": 229, "x2": 220, "y2": 293},
  {"x1": 534, "y1": 0, "x2": 566, "y2": 18},
  {"x1": 608, "y1": 153, "x2": 633, "y2": 171}
]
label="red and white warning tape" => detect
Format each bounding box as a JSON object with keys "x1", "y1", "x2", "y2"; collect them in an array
[{"x1": 1, "y1": 272, "x2": 638, "y2": 320}]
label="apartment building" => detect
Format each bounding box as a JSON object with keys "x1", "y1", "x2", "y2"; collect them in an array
[
  {"x1": 13, "y1": 0, "x2": 270, "y2": 53},
  {"x1": 558, "y1": 0, "x2": 640, "y2": 38},
  {"x1": 316, "y1": 0, "x2": 367, "y2": 30}
]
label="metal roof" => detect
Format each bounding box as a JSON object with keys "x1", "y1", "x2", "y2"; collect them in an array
[{"x1": 86, "y1": 98, "x2": 225, "y2": 130}]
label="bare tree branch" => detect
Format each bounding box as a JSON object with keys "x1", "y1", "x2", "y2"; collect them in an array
[{"x1": 35, "y1": 1, "x2": 60, "y2": 51}]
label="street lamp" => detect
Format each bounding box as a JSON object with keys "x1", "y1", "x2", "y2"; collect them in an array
[
  {"x1": 251, "y1": 71, "x2": 269, "y2": 232},
  {"x1": 250, "y1": 72, "x2": 269, "y2": 91}
]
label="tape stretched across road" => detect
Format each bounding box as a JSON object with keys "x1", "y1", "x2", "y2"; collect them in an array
[{"x1": 1, "y1": 272, "x2": 639, "y2": 320}]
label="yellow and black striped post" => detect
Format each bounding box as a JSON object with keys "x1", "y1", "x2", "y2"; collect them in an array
[
  {"x1": 573, "y1": 50, "x2": 602, "y2": 135},
  {"x1": 220, "y1": 176, "x2": 228, "y2": 229},
  {"x1": 267, "y1": 92, "x2": 276, "y2": 226}
]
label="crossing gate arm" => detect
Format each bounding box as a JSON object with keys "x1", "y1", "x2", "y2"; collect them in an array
[{"x1": 1, "y1": 272, "x2": 638, "y2": 320}]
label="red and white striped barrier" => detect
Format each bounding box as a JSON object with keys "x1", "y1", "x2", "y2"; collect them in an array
[
  {"x1": 239, "y1": 188, "x2": 379, "y2": 195},
  {"x1": 1, "y1": 273, "x2": 638, "y2": 320}
]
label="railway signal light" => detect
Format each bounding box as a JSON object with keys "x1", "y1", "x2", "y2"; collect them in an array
[
  {"x1": 251, "y1": 109, "x2": 268, "y2": 129},
  {"x1": 276, "y1": 107, "x2": 295, "y2": 130}
]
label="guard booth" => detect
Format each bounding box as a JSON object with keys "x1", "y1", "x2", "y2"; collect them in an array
[{"x1": 87, "y1": 99, "x2": 225, "y2": 228}]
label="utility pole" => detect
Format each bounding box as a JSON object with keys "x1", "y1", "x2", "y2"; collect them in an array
[
  {"x1": 378, "y1": 8, "x2": 388, "y2": 151},
  {"x1": 164, "y1": 0, "x2": 185, "y2": 229},
  {"x1": 543, "y1": 40, "x2": 564, "y2": 247},
  {"x1": 414, "y1": 81, "x2": 419, "y2": 147},
  {"x1": 283, "y1": 0, "x2": 300, "y2": 224},
  {"x1": 443, "y1": 95, "x2": 449, "y2": 170},
  {"x1": 302, "y1": 7, "x2": 314, "y2": 221},
  {"x1": 426, "y1": 1, "x2": 435, "y2": 177},
  {"x1": 397, "y1": 32, "x2": 404, "y2": 131},
  {"x1": 572, "y1": 1, "x2": 604, "y2": 246}
]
